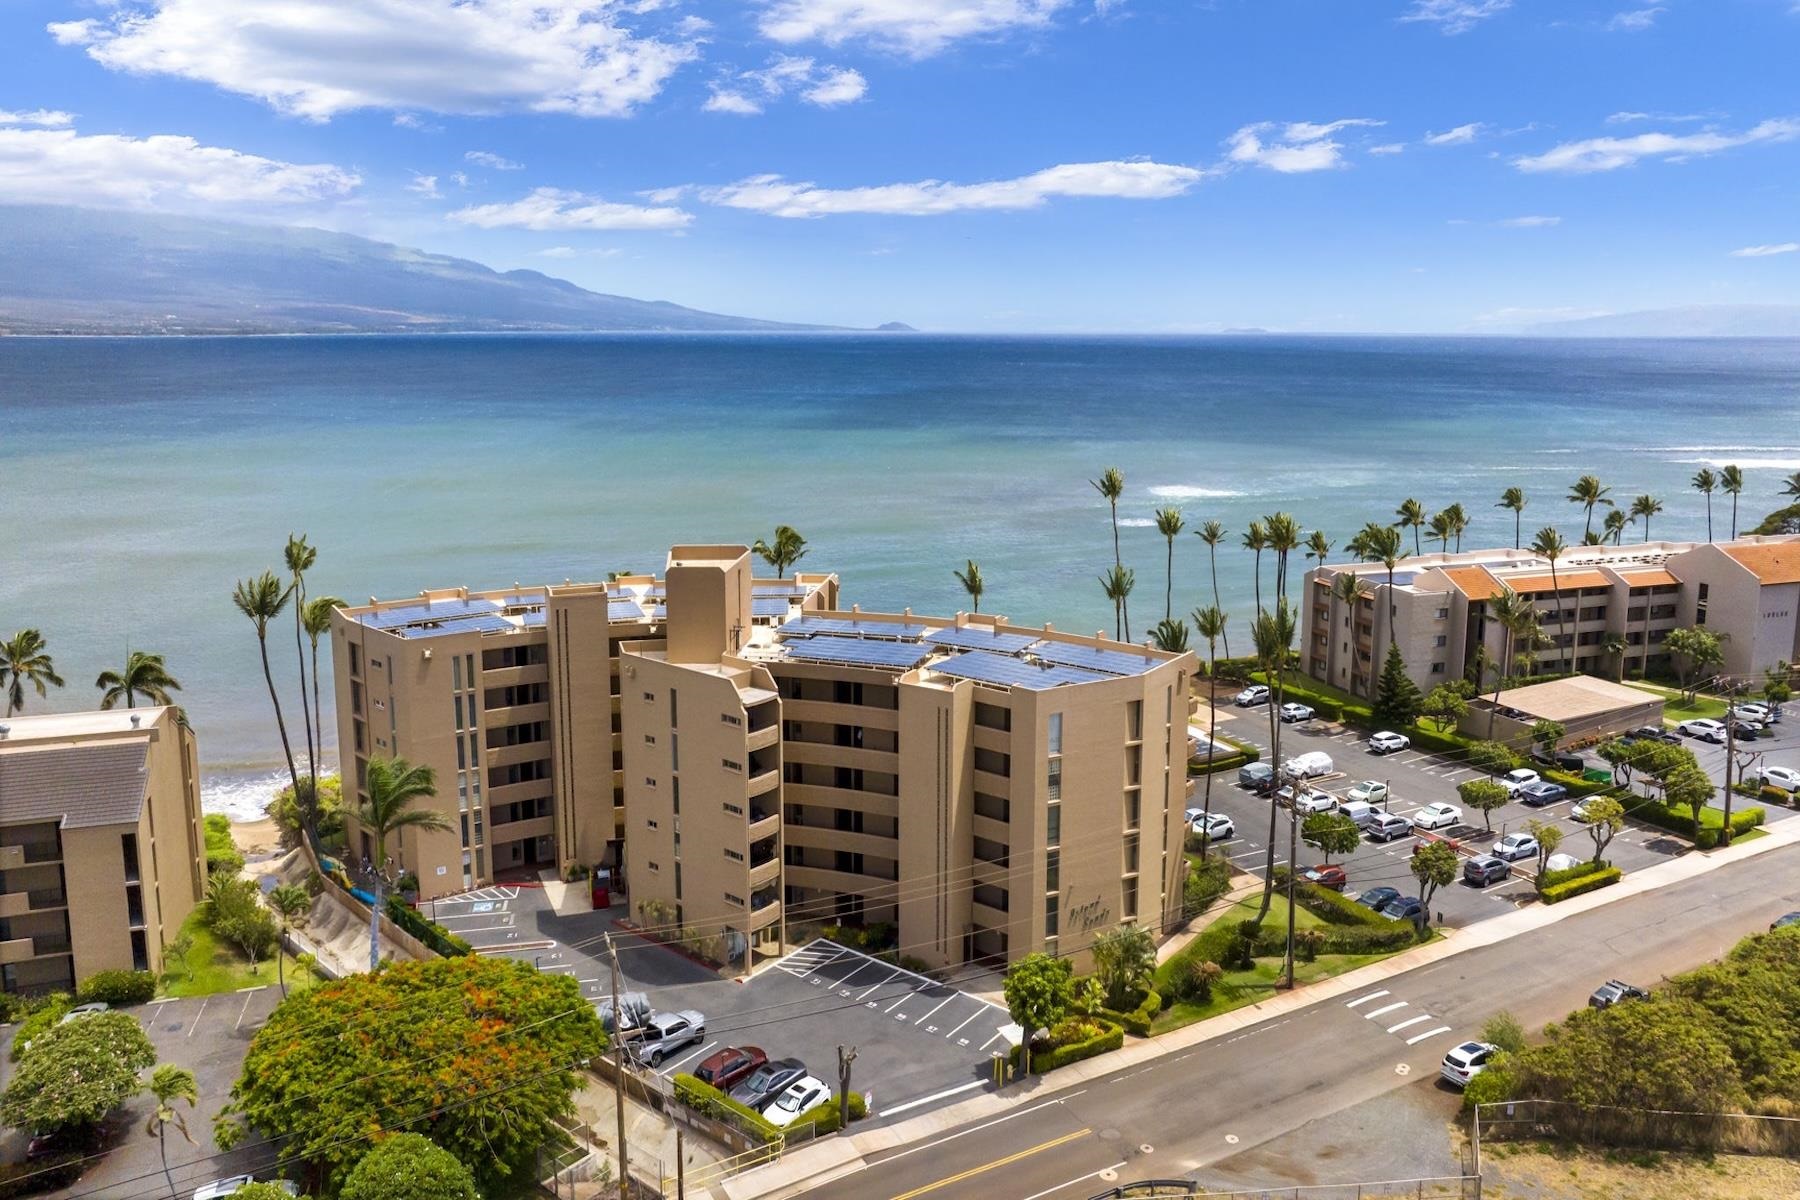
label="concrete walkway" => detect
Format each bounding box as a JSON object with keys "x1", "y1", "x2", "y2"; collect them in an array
[
  {"x1": 721, "y1": 817, "x2": 1800, "y2": 1200},
  {"x1": 567, "y1": 1072, "x2": 727, "y2": 1196}
]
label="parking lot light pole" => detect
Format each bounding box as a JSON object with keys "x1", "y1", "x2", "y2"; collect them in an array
[{"x1": 606, "y1": 933, "x2": 629, "y2": 1200}]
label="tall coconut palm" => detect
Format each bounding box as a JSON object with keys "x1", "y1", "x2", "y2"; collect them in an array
[
  {"x1": 1783, "y1": 471, "x2": 1800, "y2": 498},
  {"x1": 1304, "y1": 529, "x2": 1332, "y2": 568},
  {"x1": 1265, "y1": 512, "x2": 1301, "y2": 604},
  {"x1": 1154, "y1": 506, "x2": 1184, "y2": 621},
  {"x1": 284, "y1": 535, "x2": 319, "y2": 801},
  {"x1": 233, "y1": 571, "x2": 301, "y2": 808},
  {"x1": 1692, "y1": 468, "x2": 1718, "y2": 542},
  {"x1": 1353, "y1": 521, "x2": 1406, "y2": 696},
  {"x1": 1251, "y1": 599, "x2": 1297, "y2": 921},
  {"x1": 1149, "y1": 618, "x2": 1190, "y2": 653},
  {"x1": 1721, "y1": 464, "x2": 1744, "y2": 539},
  {"x1": 1, "y1": 629, "x2": 65, "y2": 717},
  {"x1": 1497, "y1": 487, "x2": 1528, "y2": 550},
  {"x1": 1629, "y1": 494, "x2": 1664, "y2": 542},
  {"x1": 1427, "y1": 509, "x2": 1455, "y2": 553},
  {"x1": 1602, "y1": 509, "x2": 1628, "y2": 546},
  {"x1": 1567, "y1": 475, "x2": 1613, "y2": 540},
  {"x1": 752, "y1": 525, "x2": 809, "y2": 577},
  {"x1": 1099, "y1": 565, "x2": 1136, "y2": 642},
  {"x1": 357, "y1": 756, "x2": 451, "y2": 971},
  {"x1": 1484, "y1": 587, "x2": 1537, "y2": 738},
  {"x1": 1195, "y1": 520, "x2": 1231, "y2": 658},
  {"x1": 1530, "y1": 526, "x2": 1571, "y2": 673},
  {"x1": 301, "y1": 595, "x2": 343, "y2": 838},
  {"x1": 1603, "y1": 632, "x2": 1629, "y2": 682},
  {"x1": 1395, "y1": 498, "x2": 1427, "y2": 556},
  {"x1": 95, "y1": 650, "x2": 181, "y2": 710},
  {"x1": 1091, "y1": 467, "x2": 1126, "y2": 567},
  {"x1": 1242, "y1": 520, "x2": 1268, "y2": 615},
  {"x1": 1443, "y1": 503, "x2": 1470, "y2": 552},
  {"x1": 1192, "y1": 606, "x2": 1228, "y2": 861},
  {"x1": 953, "y1": 560, "x2": 985, "y2": 613},
  {"x1": 144, "y1": 1063, "x2": 198, "y2": 1200},
  {"x1": 1328, "y1": 571, "x2": 1363, "y2": 690}
]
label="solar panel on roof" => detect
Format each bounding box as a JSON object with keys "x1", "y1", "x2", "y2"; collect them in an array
[
  {"x1": 930, "y1": 650, "x2": 1107, "y2": 690},
  {"x1": 496, "y1": 592, "x2": 546, "y2": 606},
  {"x1": 1028, "y1": 640, "x2": 1160, "y2": 676},
  {"x1": 608, "y1": 599, "x2": 647, "y2": 621},
  {"x1": 782, "y1": 636, "x2": 929, "y2": 670},
  {"x1": 924, "y1": 627, "x2": 1040, "y2": 654},
  {"x1": 519, "y1": 609, "x2": 547, "y2": 627},
  {"x1": 403, "y1": 614, "x2": 518, "y2": 638},
  {"x1": 753, "y1": 583, "x2": 809, "y2": 597},
  {"x1": 360, "y1": 598, "x2": 501, "y2": 630},
  {"x1": 780, "y1": 615, "x2": 930, "y2": 640},
  {"x1": 753, "y1": 597, "x2": 796, "y2": 617}
]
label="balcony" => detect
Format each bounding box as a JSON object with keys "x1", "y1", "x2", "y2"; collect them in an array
[
  {"x1": 746, "y1": 896, "x2": 782, "y2": 932},
  {"x1": 0, "y1": 845, "x2": 22, "y2": 871},
  {"x1": 487, "y1": 815, "x2": 554, "y2": 845},
  {"x1": 747, "y1": 810, "x2": 780, "y2": 842},
  {"x1": 784, "y1": 826, "x2": 896, "y2": 860},
  {"x1": 780, "y1": 698, "x2": 900, "y2": 731},
  {"x1": 747, "y1": 768, "x2": 780, "y2": 797},
  {"x1": 4, "y1": 842, "x2": 62, "y2": 866},
  {"x1": 486, "y1": 779, "x2": 552, "y2": 808},
  {"x1": 746, "y1": 722, "x2": 780, "y2": 753},
  {"x1": 747, "y1": 857, "x2": 781, "y2": 890},
  {"x1": 482, "y1": 701, "x2": 550, "y2": 727},
  {"x1": 480, "y1": 663, "x2": 548, "y2": 690},
  {"x1": 0, "y1": 938, "x2": 32, "y2": 965},
  {"x1": 485, "y1": 741, "x2": 548, "y2": 769},
  {"x1": 970, "y1": 856, "x2": 1010, "y2": 888},
  {"x1": 970, "y1": 900, "x2": 1010, "y2": 931},
  {"x1": 971, "y1": 813, "x2": 1010, "y2": 846},
  {"x1": 784, "y1": 864, "x2": 900, "y2": 900},
  {"x1": 971, "y1": 725, "x2": 1011, "y2": 755},
  {"x1": 780, "y1": 782, "x2": 899, "y2": 817}
]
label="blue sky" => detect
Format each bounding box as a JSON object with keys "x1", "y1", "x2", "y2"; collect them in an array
[{"x1": 2, "y1": 0, "x2": 1797, "y2": 331}]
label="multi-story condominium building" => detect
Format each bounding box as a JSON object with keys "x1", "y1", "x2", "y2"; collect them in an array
[
  {"x1": 622, "y1": 546, "x2": 1193, "y2": 974},
  {"x1": 331, "y1": 570, "x2": 837, "y2": 897},
  {"x1": 0, "y1": 707, "x2": 206, "y2": 995},
  {"x1": 1301, "y1": 534, "x2": 1800, "y2": 697}
]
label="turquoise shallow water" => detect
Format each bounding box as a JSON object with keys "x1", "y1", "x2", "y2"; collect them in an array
[{"x1": 3, "y1": 333, "x2": 1798, "y2": 811}]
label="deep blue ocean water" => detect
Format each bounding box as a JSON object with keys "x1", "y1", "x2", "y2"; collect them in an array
[{"x1": 3, "y1": 333, "x2": 1798, "y2": 813}]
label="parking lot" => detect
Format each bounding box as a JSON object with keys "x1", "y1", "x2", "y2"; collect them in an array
[{"x1": 1198, "y1": 701, "x2": 1796, "y2": 927}]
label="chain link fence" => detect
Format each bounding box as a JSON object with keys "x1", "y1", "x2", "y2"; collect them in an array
[
  {"x1": 1476, "y1": 1098, "x2": 1800, "y2": 1157},
  {"x1": 1085, "y1": 1178, "x2": 1479, "y2": 1200}
]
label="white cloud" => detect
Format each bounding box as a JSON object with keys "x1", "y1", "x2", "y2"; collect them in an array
[
  {"x1": 1399, "y1": 1, "x2": 1512, "y2": 35},
  {"x1": 1368, "y1": 142, "x2": 1407, "y2": 155},
  {"x1": 1495, "y1": 215, "x2": 1561, "y2": 227},
  {"x1": 1424, "y1": 122, "x2": 1483, "y2": 146},
  {"x1": 0, "y1": 109, "x2": 75, "y2": 127},
  {"x1": 0, "y1": 125, "x2": 358, "y2": 210},
  {"x1": 704, "y1": 90, "x2": 764, "y2": 115},
  {"x1": 1606, "y1": 7, "x2": 1664, "y2": 31},
  {"x1": 1730, "y1": 242, "x2": 1799, "y2": 257},
  {"x1": 449, "y1": 186, "x2": 693, "y2": 230},
  {"x1": 704, "y1": 55, "x2": 867, "y2": 115},
  {"x1": 450, "y1": 171, "x2": 471, "y2": 188},
  {"x1": 535, "y1": 244, "x2": 621, "y2": 258},
  {"x1": 465, "y1": 150, "x2": 524, "y2": 171},
  {"x1": 674, "y1": 15, "x2": 713, "y2": 36},
  {"x1": 1605, "y1": 110, "x2": 1709, "y2": 124},
  {"x1": 1226, "y1": 119, "x2": 1382, "y2": 173},
  {"x1": 1514, "y1": 118, "x2": 1800, "y2": 173},
  {"x1": 637, "y1": 184, "x2": 690, "y2": 203},
  {"x1": 804, "y1": 67, "x2": 868, "y2": 106},
  {"x1": 407, "y1": 172, "x2": 441, "y2": 198},
  {"x1": 392, "y1": 112, "x2": 440, "y2": 131},
  {"x1": 49, "y1": 1, "x2": 698, "y2": 121},
  {"x1": 757, "y1": 0, "x2": 1068, "y2": 57},
  {"x1": 699, "y1": 159, "x2": 1203, "y2": 218}
]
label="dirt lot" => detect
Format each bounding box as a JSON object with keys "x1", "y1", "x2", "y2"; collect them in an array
[{"x1": 1481, "y1": 1141, "x2": 1800, "y2": 1200}]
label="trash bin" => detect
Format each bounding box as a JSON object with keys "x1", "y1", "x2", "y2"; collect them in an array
[{"x1": 591, "y1": 868, "x2": 611, "y2": 908}]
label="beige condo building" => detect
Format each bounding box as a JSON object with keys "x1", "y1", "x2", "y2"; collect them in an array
[{"x1": 0, "y1": 707, "x2": 206, "y2": 995}]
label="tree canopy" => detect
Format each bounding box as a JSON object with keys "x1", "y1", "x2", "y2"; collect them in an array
[
  {"x1": 0, "y1": 1012, "x2": 157, "y2": 1133},
  {"x1": 340, "y1": 1133, "x2": 480, "y2": 1200},
  {"x1": 1457, "y1": 778, "x2": 1510, "y2": 832},
  {"x1": 1420, "y1": 685, "x2": 1470, "y2": 733},
  {"x1": 1301, "y1": 811, "x2": 1360, "y2": 864},
  {"x1": 1372, "y1": 642, "x2": 1423, "y2": 728},
  {"x1": 220, "y1": 955, "x2": 605, "y2": 1197},
  {"x1": 1003, "y1": 953, "x2": 1073, "y2": 1072},
  {"x1": 1088, "y1": 925, "x2": 1156, "y2": 1011}
]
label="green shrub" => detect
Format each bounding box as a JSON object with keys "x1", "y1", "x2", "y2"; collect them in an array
[
  {"x1": 1543, "y1": 769, "x2": 1613, "y2": 797},
  {"x1": 1763, "y1": 785, "x2": 1795, "y2": 806},
  {"x1": 1536, "y1": 860, "x2": 1609, "y2": 892},
  {"x1": 1182, "y1": 856, "x2": 1232, "y2": 919},
  {"x1": 1540, "y1": 865, "x2": 1622, "y2": 904},
  {"x1": 75, "y1": 970, "x2": 157, "y2": 1006},
  {"x1": 1284, "y1": 876, "x2": 1395, "y2": 927},
  {"x1": 202, "y1": 812, "x2": 245, "y2": 877},
  {"x1": 8, "y1": 994, "x2": 71, "y2": 1061},
  {"x1": 1629, "y1": 798, "x2": 1765, "y2": 840},
  {"x1": 1461, "y1": 1057, "x2": 1516, "y2": 1112},
  {"x1": 1189, "y1": 750, "x2": 1257, "y2": 776},
  {"x1": 785, "y1": 1091, "x2": 867, "y2": 1137},
  {"x1": 1009, "y1": 1017, "x2": 1123, "y2": 1074},
  {"x1": 385, "y1": 897, "x2": 474, "y2": 957},
  {"x1": 1696, "y1": 828, "x2": 1720, "y2": 849},
  {"x1": 673, "y1": 1072, "x2": 784, "y2": 1144},
  {"x1": 1098, "y1": 989, "x2": 1163, "y2": 1038}
]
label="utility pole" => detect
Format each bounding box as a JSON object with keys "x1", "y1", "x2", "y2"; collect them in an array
[
  {"x1": 606, "y1": 933, "x2": 629, "y2": 1200},
  {"x1": 1721, "y1": 676, "x2": 1740, "y2": 846},
  {"x1": 836, "y1": 1044, "x2": 857, "y2": 1128},
  {"x1": 675, "y1": 1129, "x2": 685, "y2": 1200},
  {"x1": 1282, "y1": 798, "x2": 1297, "y2": 989}
]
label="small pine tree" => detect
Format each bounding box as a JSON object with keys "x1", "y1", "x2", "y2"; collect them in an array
[{"x1": 1373, "y1": 642, "x2": 1423, "y2": 728}]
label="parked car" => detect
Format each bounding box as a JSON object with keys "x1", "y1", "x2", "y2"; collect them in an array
[
  {"x1": 1530, "y1": 748, "x2": 1586, "y2": 773},
  {"x1": 1440, "y1": 1041, "x2": 1499, "y2": 1088},
  {"x1": 597, "y1": 991, "x2": 651, "y2": 1035},
  {"x1": 1542, "y1": 852, "x2": 1580, "y2": 873},
  {"x1": 1235, "y1": 685, "x2": 1271, "y2": 707},
  {"x1": 1280, "y1": 702, "x2": 1315, "y2": 723},
  {"x1": 195, "y1": 1180, "x2": 298, "y2": 1200},
  {"x1": 1303, "y1": 864, "x2": 1348, "y2": 890},
  {"x1": 1499, "y1": 768, "x2": 1541, "y2": 796},
  {"x1": 1413, "y1": 803, "x2": 1462, "y2": 831},
  {"x1": 1730, "y1": 717, "x2": 1767, "y2": 739},
  {"x1": 1589, "y1": 980, "x2": 1650, "y2": 1009},
  {"x1": 1337, "y1": 799, "x2": 1379, "y2": 829},
  {"x1": 633, "y1": 1010, "x2": 706, "y2": 1067},
  {"x1": 1238, "y1": 761, "x2": 1275, "y2": 790},
  {"x1": 1189, "y1": 811, "x2": 1235, "y2": 841},
  {"x1": 1369, "y1": 730, "x2": 1410, "y2": 755},
  {"x1": 1463, "y1": 855, "x2": 1511, "y2": 887},
  {"x1": 1626, "y1": 725, "x2": 1680, "y2": 745},
  {"x1": 730, "y1": 1058, "x2": 807, "y2": 1109},
  {"x1": 1518, "y1": 781, "x2": 1569, "y2": 807},
  {"x1": 1491, "y1": 832, "x2": 1540, "y2": 862},
  {"x1": 1366, "y1": 813, "x2": 1414, "y2": 843},
  {"x1": 1730, "y1": 704, "x2": 1771, "y2": 724},
  {"x1": 1759, "y1": 766, "x2": 1800, "y2": 794},
  {"x1": 693, "y1": 1046, "x2": 767, "y2": 1092},
  {"x1": 1771, "y1": 912, "x2": 1800, "y2": 930},
  {"x1": 1678, "y1": 718, "x2": 1727, "y2": 743},
  {"x1": 1347, "y1": 779, "x2": 1390, "y2": 806},
  {"x1": 1276, "y1": 784, "x2": 1336, "y2": 814},
  {"x1": 1379, "y1": 895, "x2": 1425, "y2": 922},
  {"x1": 1570, "y1": 796, "x2": 1608, "y2": 822},
  {"x1": 58, "y1": 1001, "x2": 110, "y2": 1024},
  {"x1": 763, "y1": 1076, "x2": 833, "y2": 1128},
  {"x1": 1282, "y1": 750, "x2": 1335, "y2": 779},
  {"x1": 1354, "y1": 886, "x2": 1401, "y2": 911}
]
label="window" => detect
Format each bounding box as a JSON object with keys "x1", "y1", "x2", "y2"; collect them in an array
[
  {"x1": 1046, "y1": 757, "x2": 1062, "y2": 800},
  {"x1": 974, "y1": 748, "x2": 1011, "y2": 777},
  {"x1": 1431, "y1": 662, "x2": 1447, "y2": 675},
  {"x1": 1122, "y1": 878, "x2": 1138, "y2": 919},
  {"x1": 723, "y1": 758, "x2": 742, "y2": 772},
  {"x1": 1044, "y1": 895, "x2": 1059, "y2": 937},
  {"x1": 646, "y1": 818, "x2": 659, "y2": 829},
  {"x1": 453, "y1": 654, "x2": 462, "y2": 690},
  {"x1": 643, "y1": 691, "x2": 655, "y2": 702},
  {"x1": 1434, "y1": 635, "x2": 1448, "y2": 648},
  {"x1": 349, "y1": 644, "x2": 362, "y2": 676},
  {"x1": 644, "y1": 776, "x2": 657, "y2": 788},
  {"x1": 647, "y1": 861, "x2": 660, "y2": 872},
  {"x1": 644, "y1": 734, "x2": 656, "y2": 745},
  {"x1": 725, "y1": 848, "x2": 744, "y2": 861},
  {"x1": 1123, "y1": 834, "x2": 1140, "y2": 876},
  {"x1": 1046, "y1": 804, "x2": 1061, "y2": 846},
  {"x1": 975, "y1": 702, "x2": 1012, "y2": 732},
  {"x1": 1124, "y1": 791, "x2": 1140, "y2": 830},
  {"x1": 1045, "y1": 850, "x2": 1059, "y2": 894},
  {"x1": 723, "y1": 802, "x2": 743, "y2": 816},
  {"x1": 1436, "y1": 608, "x2": 1450, "y2": 620},
  {"x1": 1047, "y1": 712, "x2": 1063, "y2": 754},
  {"x1": 1127, "y1": 700, "x2": 1142, "y2": 741},
  {"x1": 670, "y1": 688, "x2": 678, "y2": 728}
]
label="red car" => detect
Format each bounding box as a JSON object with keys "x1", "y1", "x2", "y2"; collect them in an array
[
  {"x1": 693, "y1": 1045, "x2": 767, "y2": 1091},
  {"x1": 1302, "y1": 864, "x2": 1347, "y2": 891}
]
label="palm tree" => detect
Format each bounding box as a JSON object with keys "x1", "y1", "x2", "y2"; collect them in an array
[
  {"x1": 2, "y1": 629, "x2": 65, "y2": 717},
  {"x1": 1091, "y1": 467, "x2": 1126, "y2": 575},
  {"x1": 284, "y1": 535, "x2": 319, "y2": 803},
  {"x1": 1265, "y1": 512, "x2": 1301, "y2": 604},
  {"x1": 1242, "y1": 520, "x2": 1268, "y2": 615},
  {"x1": 1396, "y1": 498, "x2": 1427, "y2": 556},
  {"x1": 144, "y1": 1063, "x2": 198, "y2": 1200},
  {"x1": 233, "y1": 571, "x2": 301, "y2": 807},
  {"x1": 1304, "y1": 529, "x2": 1332, "y2": 568},
  {"x1": 1629, "y1": 494, "x2": 1664, "y2": 542},
  {"x1": 752, "y1": 525, "x2": 809, "y2": 577},
  {"x1": 1328, "y1": 571, "x2": 1362, "y2": 690},
  {"x1": 1783, "y1": 471, "x2": 1800, "y2": 498},
  {"x1": 1353, "y1": 521, "x2": 1406, "y2": 695},
  {"x1": 301, "y1": 594, "x2": 343, "y2": 840},
  {"x1": 1443, "y1": 503, "x2": 1470, "y2": 552},
  {"x1": 1195, "y1": 520, "x2": 1231, "y2": 659},
  {"x1": 267, "y1": 882, "x2": 310, "y2": 996},
  {"x1": 1602, "y1": 509, "x2": 1629, "y2": 545},
  {"x1": 1603, "y1": 632, "x2": 1629, "y2": 682},
  {"x1": 1721, "y1": 465, "x2": 1744, "y2": 539},
  {"x1": 1252, "y1": 599, "x2": 1297, "y2": 921},
  {"x1": 95, "y1": 650, "x2": 181, "y2": 710},
  {"x1": 953, "y1": 560, "x2": 985, "y2": 613},
  {"x1": 1567, "y1": 475, "x2": 1614, "y2": 540},
  {"x1": 1530, "y1": 526, "x2": 1571, "y2": 673},
  {"x1": 1427, "y1": 509, "x2": 1455, "y2": 553},
  {"x1": 1149, "y1": 618, "x2": 1190, "y2": 653},
  {"x1": 1497, "y1": 487, "x2": 1528, "y2": 550},
  {"x1": 1099, "y1": 565, "x2": 1136, "y2": 642},
  {"x1": 1485, "y1": 587, "x2": 1537, "y2": 738},
  {"x1": 1193, "y1": 606, "x2": 1227, "y2": 861},
  {"x1": 1692, "y1": 468, "x2": 1718, "y2": 542},
  {"x1": 1154, "y1": 506, "x2": 1184, "y2": 621},
  {"x1": 357, "y1": 756, "x2": 451, "y2": 971}
]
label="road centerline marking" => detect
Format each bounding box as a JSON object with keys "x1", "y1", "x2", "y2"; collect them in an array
[{"x1": 884, "y1": 1128, "x2": 1093, "y2": 1200}]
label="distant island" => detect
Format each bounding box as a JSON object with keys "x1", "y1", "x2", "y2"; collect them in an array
[
  {"x1": 876, "y1": 321, "x2": 918, "y2": 332},
  {"x1": 1522, "y1": 305, "x2": 1800, "y2": 338},
  {"x1": 0, "y1": 205, "x2": 854, "y2": 336}
]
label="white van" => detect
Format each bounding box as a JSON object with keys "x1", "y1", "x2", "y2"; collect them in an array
[
  {"x1": 1337, "y1": 799, "x2": 1378, "y2": 829},
  {"x1": 1281, "y1": 751, "x2": 1334, "y2": 779}
]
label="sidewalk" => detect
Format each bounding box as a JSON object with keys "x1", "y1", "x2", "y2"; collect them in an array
[
  {"x1": 721, "y1": 817, "x2": 1800, "y2": 1200},
  {"x1": 568, "y1": 1070, "x2": 727, "y2": 1195}
]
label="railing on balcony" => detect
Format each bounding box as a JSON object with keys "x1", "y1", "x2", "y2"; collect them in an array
[
  {"x1": 9, "y1": 842, "x2": 62, "y2": 865},
  {"x1": 29, "y1": 888, "x2": 66, "y2": 911},
  {"x1": 750, "y1": 888, "x2": 779, "y2": 912}
]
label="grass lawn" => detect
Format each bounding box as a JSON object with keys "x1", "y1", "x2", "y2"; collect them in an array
[
  {"x1": 161, "y1": 911, "x2": 319, "y2": 998},
  {"x1": 1621, "y1": 680, "x2": 1729, "y2": 722}
]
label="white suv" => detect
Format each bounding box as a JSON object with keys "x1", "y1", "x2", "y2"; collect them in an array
[
  {"x1": 633, "y1": 1010, "x2": 706, "y2": 1067},
  {"x1": 1499, "y1": 768, "x2": 1541, "y2": 797},
  {"x1": 1678, "y1": 718, "x2": 1726, "y2": 743},
  {"x1": 1368, "y1": 731, "x2": 1410, "y2": 755},
  {"x1": 1440, "y1": 1041, "x2": 1498, "y2": 1088}
]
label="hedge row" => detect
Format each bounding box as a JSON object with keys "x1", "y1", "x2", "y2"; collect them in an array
[
  {"x1": 1247, "y1": 917, "x2": 1415, "y2": 956},
  {"x1": 1189, "y1": 749, "x2": 1258, "y2": 776},
  {"x1": 673, "y1": 1072, "x2": 784, "y2": 1145},
  {"x1": 785, "y1": 1092, "x2": 867, "y2": 1137},
  {"x1": 1537, "y1": 860, "x2": 1610, "y2": 892},
  {"x1": 1283, "y1": 877, "x2": 1394, "y2": 928},
  {"x1": 1096, "y1": 989, "x2": 1164, "y2": 1038},
  {"x1": 1628, "y1": 798, "x2": 1765, "y2": 841},
  {"x1": 385, "y1": 897, "x2": 475, "y2": 957},
  {"x1": 1009, "y1": 1017, "x2": 1124, "y2": 1074},
  {"x1": 1541, "y1": 865, "x2": 1622, "y2": 904},
  {"x1": 1542, "y1": 768, "x2": 1614, "y2": 798},
  {"x1": 75, "y1": 969, "x2": 157, "y2": 1006}
]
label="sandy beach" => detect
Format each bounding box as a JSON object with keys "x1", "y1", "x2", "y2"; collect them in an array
[{"x1": 229, "y1": 816, "x2": 284, "y2": 859}]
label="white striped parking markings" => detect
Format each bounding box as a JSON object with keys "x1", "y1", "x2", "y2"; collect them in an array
[
  {"x1": 1387, "y1": 1014, "x2": 1432, "y2": 1034},
  {"x1": 1344, "y1": 989, "x2": 1390, "y2": 1008},
  {"x1": 1407, "y1": 1025, "x2": 1454, "y2": 1045},
  {"x1": 1364, "y1": 1001, "x2": 1410, "y2": 1020},
  {"x1": 661, "y1": 1040, "x2": 717, "y2": 1076}
]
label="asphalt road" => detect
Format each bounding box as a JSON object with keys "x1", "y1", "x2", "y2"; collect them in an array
[{"x1": 804, "y1": 836, "x2": 1800, "y2": 1200}]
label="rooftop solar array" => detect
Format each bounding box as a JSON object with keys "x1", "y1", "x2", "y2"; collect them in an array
[
  {"x1": 924, "y1": 626, "x2": 1040, "y2": 654},
  {"x1": 608, "y1": 599, "x2": 649, "y2": 622},
  {"x1": 519, "y1": 609, "x2": 547, "y2": 628},
  {"x1": 782, "y1": 636, "x2": 931, "y2": 670},
  {"x1": 495, "y1": 592, "x2": 547, "y2": 607},
  {"x1": 401, "y1": 614, "x2": 519, "y2": 639},
  {"x1": 752, "y1": 597, "x2": 797, "y2": 618},
  {"x1": 359, "y1": 597, "x2": 501, "y2": 630},
  {"x1": 930, "y1": 650, "x2": 1108, "y2": 690},
  {"x1": 1029, "y1": 640, "x2": 1160, "y2": 677},
  {"x1": 781, "y1": 615, "x2": 932, "y2": 640},
  {"x1": 754, "y1": 583, "x2": 811, "y2": 598}
]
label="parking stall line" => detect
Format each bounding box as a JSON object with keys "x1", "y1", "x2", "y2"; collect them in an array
[
  {"x1": 186, "y1": 998, "x2": 209, "y2": 1038},
  {"x1": 943, "y1": 1008, "x2": 983, "y2": 1041},
  {"x1": 858, "y1": 969, "x2": 902, "y2": 1001},
  {"x1": 235, "y1": 991, "x2": 256, "y2": 1031},
  {"x1": 1387, "y1": 1014, "x2": 1432, "y2": 1034},
  {"x1": 913, "y1": 994, "x2": 956, "y2": 1026},
  {"x1": 1364, "y1": 1001, "x2": 1409, "y2": 1020},
  {"x1": 879, "y1": 1079, "x2": 992, "y2": 1119},
  {"x1": 803, "y1": 948, "x2": 853, "y2": 981},
  {"x1": 1406, "y1": 1025, "x2": 1454, "y2": 1045},
  {"x1": 664, "y1": 1041, "x2": 716, "y2": 1074},
  {"x1": 833, "y1": 959, "x2": 885, "y2": 993},
  {"x1": 886, "y1": 984, "x2": 929, "y2": 1014}
]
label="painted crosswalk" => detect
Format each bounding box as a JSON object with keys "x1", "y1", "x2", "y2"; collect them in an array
[
  {"x1": 1344, "y1": 989, "x2": 1455, "y2": 1047},
  {"x1": 775, "y1": 939, "x2": 845, "y2": 978}
]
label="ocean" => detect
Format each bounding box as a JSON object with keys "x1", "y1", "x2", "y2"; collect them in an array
[{"x1": 3, "y1": 333, "x2": 1798, "y2": 819}]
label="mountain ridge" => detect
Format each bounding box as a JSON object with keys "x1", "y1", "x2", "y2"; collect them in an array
[{"x1": 1521, "y1": 304, "x2": 1800, "y2": 338}]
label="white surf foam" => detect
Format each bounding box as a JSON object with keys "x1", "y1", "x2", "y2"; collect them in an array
[
  {"x1": 1147, "y1": 485, "x2": 1245, "y2": 500},
  {"x1": 1674, "y1": 457, "x2": 1800, "y2": 470},
  {"x1": 201, "y1": 769, "x2": 290, "y2": 823},
  {"x1": 1117, "y1": 517, "x2": 1158, "y2": 527}
]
